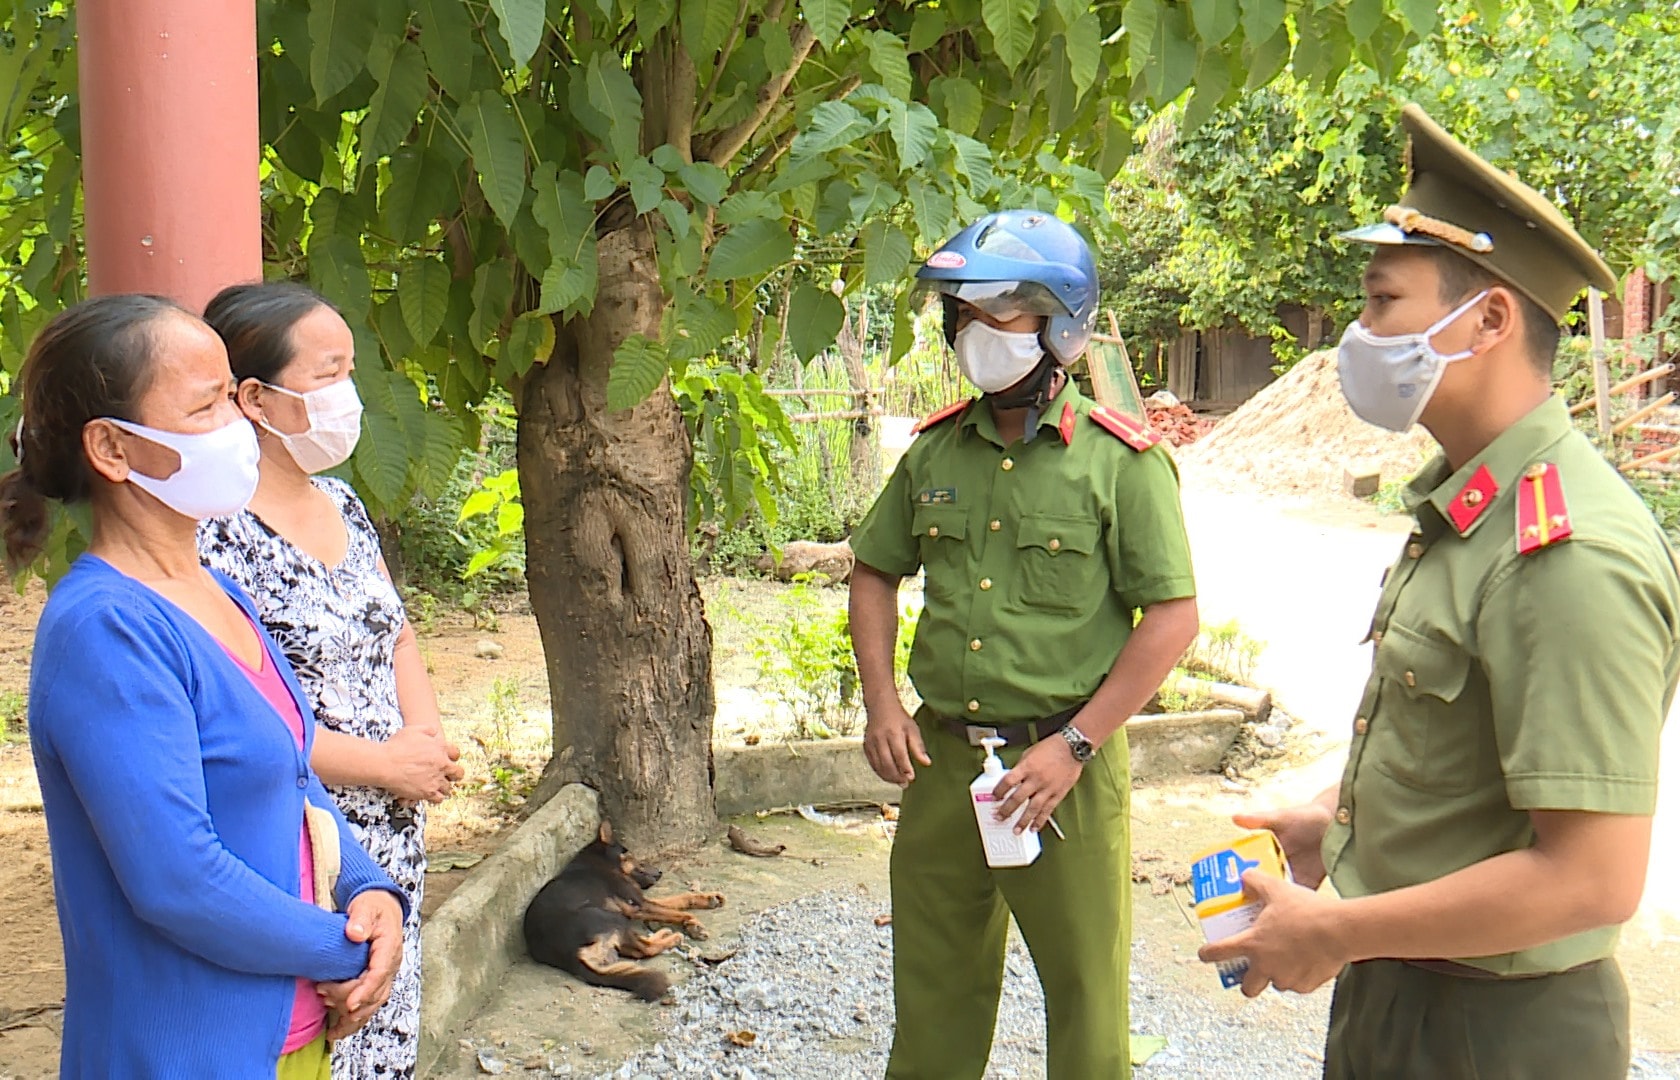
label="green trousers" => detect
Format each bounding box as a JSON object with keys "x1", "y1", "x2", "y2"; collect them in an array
[
  {"x1": 886, "y1": 716, "x2": 1132, "y2": 1080},
  {"x1": 1325, "y1": 959, "x2": 1630, "y2": 1080}
]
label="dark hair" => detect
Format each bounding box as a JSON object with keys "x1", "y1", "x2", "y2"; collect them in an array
[
  {"x1": 202, "y1": 281, "x2": 336, "y2": 385},
  {"x1": 1427, "y1": 248, "x2": 1562, "y2": 375},
  {"x1": 0, "y1": 294, "x2": 187, "y2": 572}
]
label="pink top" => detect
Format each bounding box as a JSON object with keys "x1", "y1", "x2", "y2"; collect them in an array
[{"x1": 219, "y1": 622, "x2": 327, "y2": 1054}]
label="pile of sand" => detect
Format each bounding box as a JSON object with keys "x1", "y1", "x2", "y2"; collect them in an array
[{"x1": 1178, "y1": 350, "x2": 1437, "y2": 499}]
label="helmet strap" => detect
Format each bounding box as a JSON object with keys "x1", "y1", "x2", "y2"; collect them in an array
[{"x1": 985, "y1": 355, "x2": 1062, "y2": 443}]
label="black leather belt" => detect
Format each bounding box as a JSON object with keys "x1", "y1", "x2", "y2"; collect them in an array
[{"x1": 939, "y1": 702, "x2": 1084, "y2": 747}]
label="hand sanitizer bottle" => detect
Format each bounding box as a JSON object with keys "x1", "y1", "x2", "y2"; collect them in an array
[{"x1": 971, "y1": 737, "x2": 1041, "y2": 868}]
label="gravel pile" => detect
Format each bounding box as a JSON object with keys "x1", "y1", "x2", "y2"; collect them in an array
[{"x1": 547, "y1": 889, "x2": 1680, "y2": 1080}]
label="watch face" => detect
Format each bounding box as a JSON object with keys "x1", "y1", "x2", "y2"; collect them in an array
[{"x1": 1063, "y1": 727, "x2": 1094, "y2": 761}]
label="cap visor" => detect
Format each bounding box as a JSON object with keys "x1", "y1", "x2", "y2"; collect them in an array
[{"x1": 1338, "y1": 222, "x2": 1445, "y2": 247}]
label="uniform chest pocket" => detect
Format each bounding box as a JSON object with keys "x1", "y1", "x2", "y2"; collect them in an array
[
  {"x1": 912, "y1": 506, "x2": 970, "y2": 603},
  {"x1": 1370, "y1": 622, "x2": 1488, "y2": 795},
  {"x1": 1013, "y1": 515, "x2": 1103, "y2": 613}
]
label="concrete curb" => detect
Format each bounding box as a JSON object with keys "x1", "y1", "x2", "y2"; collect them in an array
[
  {"x1": 418, "y1": 782, "x2": 599, "y2": 1076},
  {"x1": 1126, "y1": 709, "x2": 1247, "y2": 777},
  {"x1": 713, "y1": 711, "x2": 1246, "y2": 816}
]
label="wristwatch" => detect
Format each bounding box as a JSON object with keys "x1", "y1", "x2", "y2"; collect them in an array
[{"x1": 1059, "y1": 723, "x2": 1096, "y2": 764}]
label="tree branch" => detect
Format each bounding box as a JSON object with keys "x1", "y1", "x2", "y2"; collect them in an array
[
  {"x1": 693, "y1": 0, "x2": 753, "y2": 122},
  {"x1": 731, "y1": 73, "x2": 859, "y2": 192},
  {"x1": 702, "y1": 22, "x2": 817, "y2": 167},
  {"x1": 667, "y1": 31, "x2": 698, "y2": 163}
]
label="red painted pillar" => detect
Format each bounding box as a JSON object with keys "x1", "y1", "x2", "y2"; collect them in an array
[{"x1": 79, "y1": 1, "x2": 261, "y2": 315}]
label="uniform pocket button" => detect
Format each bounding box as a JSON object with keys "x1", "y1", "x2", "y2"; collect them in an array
[
  {"x1": 296, "y1": 777, "x2": 308, "y2": 789},
  {"x1": 1335, "y1": 807, "x2": 1351, "y2": 825}
]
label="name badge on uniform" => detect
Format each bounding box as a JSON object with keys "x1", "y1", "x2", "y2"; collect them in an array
[{"x1": 917, "y1": 488, "x2": 958, "y2": 505}]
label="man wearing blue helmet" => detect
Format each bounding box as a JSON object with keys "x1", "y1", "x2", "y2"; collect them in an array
[{"x1": 848, "y1": 210, "x2": 1201, "y2": 1078}]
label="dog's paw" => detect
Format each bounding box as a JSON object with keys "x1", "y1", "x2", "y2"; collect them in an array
[
  {"x1": 699, "y1": 893, "x2": 726, "y2": 910},
  {"x1": 683, "y1": 920, "x2": 711, "y2": 941}
]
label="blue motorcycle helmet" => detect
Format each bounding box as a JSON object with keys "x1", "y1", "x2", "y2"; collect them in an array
[{"x1": 915, "y1": 209, "x2": 1099, "y2": 365}]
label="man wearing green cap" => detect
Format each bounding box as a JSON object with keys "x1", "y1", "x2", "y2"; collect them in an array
[{"x1": 1200, "y1": 104, "x2": 1680, "y2": 1078}]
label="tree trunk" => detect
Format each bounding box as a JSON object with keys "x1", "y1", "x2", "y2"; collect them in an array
[
  {"x1": 837, "y1": 302, "x2": 879, "y2": 496},
  {"x1": 516, "y1": 221, "x2": 716, "y2": 851}
]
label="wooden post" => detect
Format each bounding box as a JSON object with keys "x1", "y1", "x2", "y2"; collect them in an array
[
  {"x1": 79, "y1": 0, "x2": 261, "y2": 313},
  {"x1": 1590, "y1": 288, "x2": 1613, "y2": 443}
]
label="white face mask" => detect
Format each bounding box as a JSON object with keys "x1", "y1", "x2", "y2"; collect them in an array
[
  {"x1": 260, "y1": 378, "x2": 364, "y2": 473},
  {"x1": 1336, "y1": 289, "x2": 1488, "y2": 432},
  {"x1": 955, "y1": 321, "x2": 1044, "y2": 394},
  {"x1": 106, "y1": 417, "x2": 261, "y2": 520}
]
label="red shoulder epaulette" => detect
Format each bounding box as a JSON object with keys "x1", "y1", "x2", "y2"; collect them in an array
[
  {"x1": 1089, "y1": 405, "x2": 1161, "y2": 452},
  {"x1": 913, "y1": 399, "x2": 972, "y2": 434},
  {"x1": 1516, "y1": 461, "x2": 1572, "y2": 555}
]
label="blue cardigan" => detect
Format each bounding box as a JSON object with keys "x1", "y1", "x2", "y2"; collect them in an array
[{"x1": 29, "y1": 556, "x2": 407, "y2": 1078}]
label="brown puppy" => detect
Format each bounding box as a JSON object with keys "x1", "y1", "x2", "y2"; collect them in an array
[{"x1": 522, "y1": 822, "x2": 724, "y2": 1001}]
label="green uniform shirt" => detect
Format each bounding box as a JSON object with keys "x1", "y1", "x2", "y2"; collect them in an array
[
  {"x1": 849, "y1": 379, "x2": 1196, "y2": 724},
  {"x1": 1323, "y1": 395, "x2": 1680, "y2": 975}
]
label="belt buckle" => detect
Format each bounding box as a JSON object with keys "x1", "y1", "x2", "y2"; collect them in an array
[{"x1": 965, "y1": 725, "x2": 998, "y2": 747}]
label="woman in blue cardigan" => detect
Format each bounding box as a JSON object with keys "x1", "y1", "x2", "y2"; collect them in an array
[{"x1": 0, "y1": 295, "x2": 408, "y2": 1078}]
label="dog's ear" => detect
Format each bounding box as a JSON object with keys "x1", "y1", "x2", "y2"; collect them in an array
[{"x1": 598, "y1": 820, "x2": 613, "y2": 845}]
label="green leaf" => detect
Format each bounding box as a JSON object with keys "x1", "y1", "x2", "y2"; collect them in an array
[
  {"x1": 355, "y1": 411, "x2": 411, "y2": 508},
  {"x1": 681, "y1": 0, "x2": 736, "y2": 60},
  {"x1": 1396, "y1": 0, "x2": 1436, "y2": 35},
  {"x1": 668, "y1": 291, "x2": 736, "y2": 360},
  {"x1": 789, "y1": 101, "x2": 874, "y2": 161},
  {"x1": 1124, "y1": 0, "x2": 1160, "y2": 80},
  {"x1": 1239, "y1": 0, "x2": 1285, "y2": 44},
  {"x1": 909, "y1": 5, "x2": 949, "y2": 52},
  {"x1": 382, "y1": 148, "x2": 455, "y2": 244},
  {"x1": 627, "y1": 158, "x2": 666, "y2": 214},
  {"x1": 532, "y1": 166, "x2": 600, "y2": 315},
  {"x1": 1065, "y1": 14, "x2": 1103, "y2": 98},
  {"x1": 490, "y1": 0, "x2": 546, "y2": 67},
  {"x1": 498, "y1": 311, "x2": 556, "y2": 378},
  {"x1": 636, "y1": 0, "x2": 677, "y2": 36},
  {"x1": 1181, "y1": 47, "x2": 1232, "y2": 133},
  {"x1": 1243, "y1": 26, "x2": 1291, "y2": 90},
  {"x1": 982, "y1": 0, "x2": 1036, "y2": 71},
  {"x1": 888, "y1": 102, "x2": 939, "y2": 174},
  {"x1": 866, "y1": 31, "x2": 913, "y2": 100},
  {"x1": 786, "y1": 285, "x2": 845, "y2": 362},
  {"x1": 307, "y1": 0, "x2": 379, "y2": 103},
  {"x1": 1344, "y1": 0, "x2": 1383, "y2": 44},
  {"x1": 906, "y1": 177, "x2": 956, "y2": 243},
  {"x1": 497, "y1": 500, "x2": 525, "y2": 536},
  {"x1": 761, "y1": 21, "x2": 795, "y2": 72},
  {"x1": 706, "y1": 218, "x2": 794, "y2": 281},
  {"x1": 937, "y1": 76, "x2": 983, "y2": 135},
  {"x1": 800, "y1": 0, "x2": 849, "y2": 50},
  {"x1": 586, "y1": 53, "x2": 644, "y2": 166},
  {"x1": 651, "y1": 144, "x2": 686, "y2": 172},
  {"x1": 308, "y1": 233, "x2": 372, "y2": 319},
  {"x1": 1188, "y1": 0, "x2": 1239, "y2": 44},
  {"x1": 470, "y1": 262, "x2": 516, "y2": 352},
  {"x1": 457, "y1": 91, "x2": 528, "y2": 228},
  {"x1": 1142, "y1": 1, "x2": 1196, "y2": 102},
  {"x1": 717, "y1": 190, "x2": 783, "y2": 225},
  {"x1": 607, "y1": 335, "x2": 671, "y2": 411},
  {"x1": 363, "y1": 42, "x2": 430, "y2": 162},
  {"x1": 399, "y1": 258, "x2": 451, "y2": 345},
  {"x1": 417, "y1": 0, "x2": 477, "y2": 99},
  {"x1": 458, "y1": 489, "x2": 499, "y2": 521},
  {"x1": 678, "y1": 161, "x2": 730, "y2": 206},
  {"x1": 948, "y1": 133, "x2": 996, "y2": 192},
  {"x1": 660, "y1": 199, "x2": 693, "y2": 240},
  {"x1": 861, "y1": 221, "x2": 913, "y2": 286},
  {"x1": 584, "y1": 165, "x2": 616, "y2": 201}
]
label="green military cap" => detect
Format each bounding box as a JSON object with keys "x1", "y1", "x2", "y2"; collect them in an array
[{"x1": 1341, "y1": 103, "x2": 1619, "y2": 323}]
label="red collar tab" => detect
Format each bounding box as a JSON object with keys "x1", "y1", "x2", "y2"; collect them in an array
[
  {"x1": 913, "y1": 399, "x2": 971, "y2": 434},
  {"x1": 1516, "y1": 462, "x2": 1573, "y2": 555},
  {"x1": 1447, "y1": 464, "x2": 1498, "y2": 535},
  {"x1": 1089, "y1": 406, "x2": 1160, "y2": 452},
  {"x1": 1058, "y1": 402, "x2": 1077, "y2": 445}
]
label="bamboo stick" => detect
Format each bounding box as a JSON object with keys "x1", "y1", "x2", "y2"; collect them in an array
[
  {"x1": 1568, "y1": 363, "x2": 1675, "y2": 415},
  {"x1": 1611, "y1": 392, "x2": 1678, "y2": 436},
  {"x1": 788, "y1": 408, "x2": 884, "y2": 422},
  {"x1": 1589, "y1": 289, "x2": 1613, "y2": 441},
  {"x1": 763, "y1": 387, "x2": 878, "y2": 398},
  {"x1": 1620, "y1": 442, "x2": 1680, "y2": 472}
]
